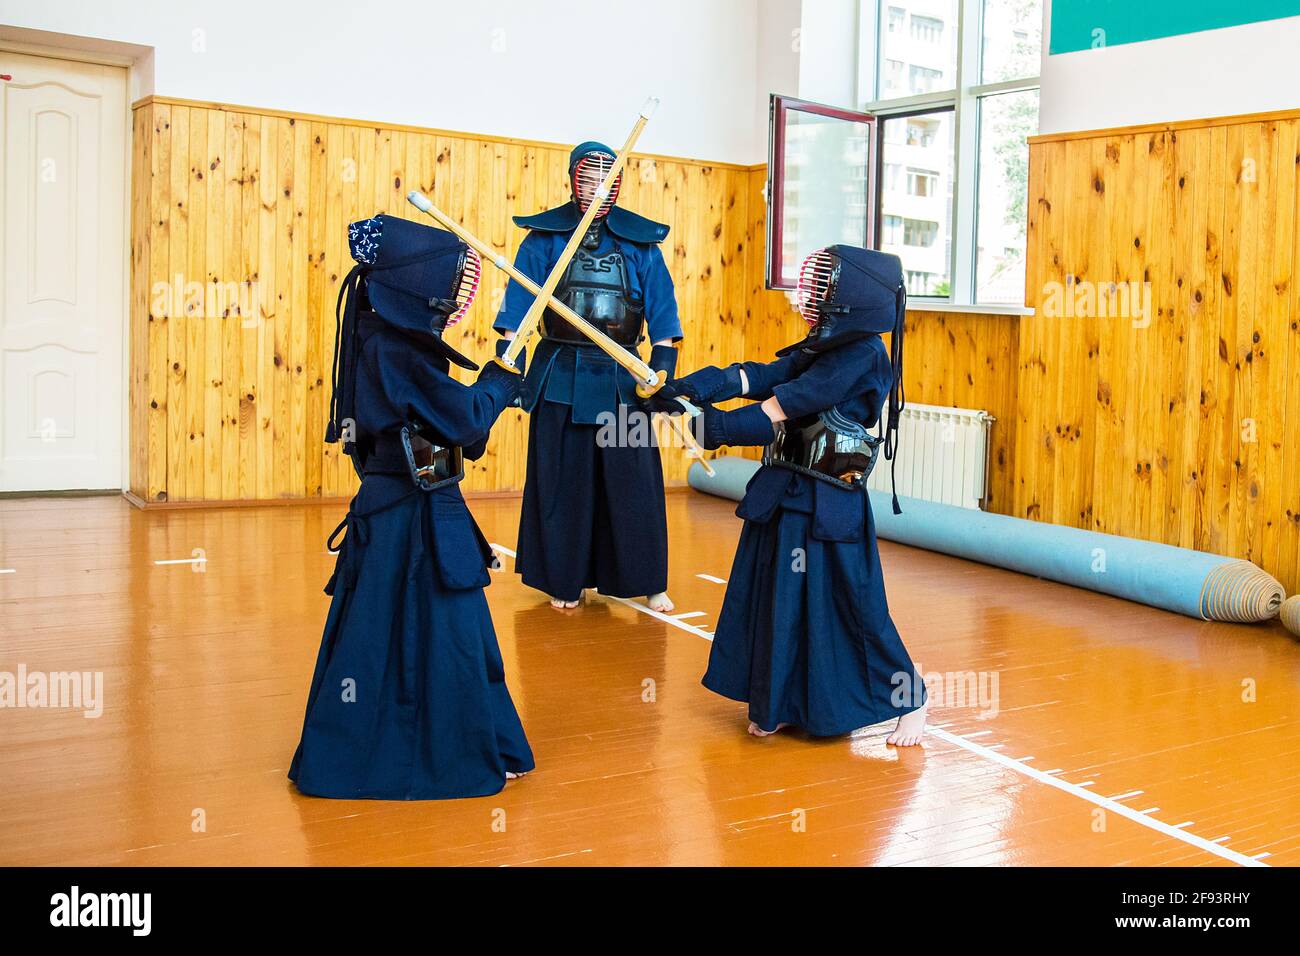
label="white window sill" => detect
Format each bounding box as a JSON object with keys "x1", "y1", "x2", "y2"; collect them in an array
[{"x1": 906, "y1": 299, "x2": 1035, "y2": 316}]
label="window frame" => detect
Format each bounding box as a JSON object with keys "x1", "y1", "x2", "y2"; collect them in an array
[
  {"x1": 860, "y1": 0, "x2": 1041, "y2": 305},
  {"x1": 765, "y1": 93, "x2": 879, "y2": 291}
]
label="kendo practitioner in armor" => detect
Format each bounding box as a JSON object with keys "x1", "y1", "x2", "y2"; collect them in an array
[
  {"x1": 495, "y1": 141, "x2": 682, "y2": 612},
  {"x1": 666, "y1": 245, "x2": 927, "y2": 745},
  {"x1": 290, "y1": 214, "x2": 535, "y2": 799}
]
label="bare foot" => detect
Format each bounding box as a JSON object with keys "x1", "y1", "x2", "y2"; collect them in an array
[
  {"x1": 549, "y1": 594, "x2": 581, "y2": 610},
  {"x1": 886, "y1": 702, "x2": 927, "y2": 747},
  {"x1": 748, "y1": 721, "x2": 790, "y2": 737},
  {"x1": 647, "y1": 591, "x2": 674, "y2": 613},
  {"x1": 506, "y1": 771, "x2": 528, "y2": 780}
]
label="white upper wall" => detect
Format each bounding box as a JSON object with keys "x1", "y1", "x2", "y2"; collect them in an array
[
  {"x1": 754, "y1": 0, "x2": 803, "y2": 155},
  {"x1": 796, "y1": 0, "x2": 859, "y2": 109},
  {"x1": 11, "y1": 1, "x2": 1297, "y2": 163},
  {"x1": 1040, "y1": 1, "x2": 1300, "y2": 135},
  {"x1": 0, "y1": 0, "x2": 765, "y2": 164}
]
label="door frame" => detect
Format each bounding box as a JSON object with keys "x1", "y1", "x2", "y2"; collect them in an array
[{"x1": 0, "y1": 31, "x2": 151, "y2": 492}]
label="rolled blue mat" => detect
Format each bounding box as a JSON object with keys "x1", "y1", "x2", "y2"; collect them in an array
[
  {"x1": 1281, "y1": 596, "x2": 1300, "y2": 638},
  {"x1": 687, "y1": 455, "x2": 759, "y2": 496},
  {"x1": 687, "y1": 457, "x2": 1284, "y2": 623}
]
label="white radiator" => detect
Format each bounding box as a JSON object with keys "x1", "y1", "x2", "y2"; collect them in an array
[{"x1": 866, "y1": 403, "x2": 995, "y2": 510}]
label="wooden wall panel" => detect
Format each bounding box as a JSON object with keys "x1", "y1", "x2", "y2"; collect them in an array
[
  {"x1": 129, "y1": 98, "x2": 1300, "y2": 595},
  {"x1": 1022, "y1": 111, "x2": 1300, "y2": 593},
  {"x1": 130, "y1": 99, "x2": 760, "y2": 501}
]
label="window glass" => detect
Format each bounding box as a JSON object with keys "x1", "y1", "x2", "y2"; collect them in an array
[
  {"x1": 975, "y1": 88, "x2": 1039, "y2": 303},
  {"x1": 879, "y1": 109, "x2": 954, "y2": 296},
  {"x1": 769, "y1": 98, "x2": 875, "y2": 289},
  {"x1": 854, "y1": 0, "x2": 1043, "y2": 305},
  {"x1": 980, "y1": 0, "x2": 1043, "y2": 83},
  {"x1": 882, "y1": 214, "x2": 903, "y2": 244},
  {"x1": 877, "y1": 0, "x2": 959, "y2": 96}
]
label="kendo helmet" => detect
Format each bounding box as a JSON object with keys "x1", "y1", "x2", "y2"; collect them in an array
[
  {"x1": 326, "y1": 214, "x2": 483, "y2": 454},
  {"x1": 511, "y1": 141, "x2": 666, "y2": 243},
  {"x1": 346, "y1": 214, "x2": 482, "y2": 362},
  {"x1": 569, "y1": 141, "x2": 622, "y2": 218},
  {"x1": 781, "y1": 244, "x2": 906, "y2": 355}
]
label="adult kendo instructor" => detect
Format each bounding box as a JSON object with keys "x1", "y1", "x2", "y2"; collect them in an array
[{"x1": 495, "y1": 141, "x2": 681, "y2": 612}]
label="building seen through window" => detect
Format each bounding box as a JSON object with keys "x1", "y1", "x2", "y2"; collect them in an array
[{"x1": 870, "y1": 0, "x2": 1041, "y2": 303}]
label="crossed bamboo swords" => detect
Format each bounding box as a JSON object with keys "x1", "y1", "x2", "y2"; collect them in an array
[{"x1": 407, "y1": 96, "x2": 715, "y2": 476}]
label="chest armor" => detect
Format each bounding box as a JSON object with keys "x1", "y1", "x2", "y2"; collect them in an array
[
  {"x1": 544, "y1": 244, "x2": 645, "y2": 347},
  {"x1": 763, "y1": 406, "x2": 882, "y2": 491}
]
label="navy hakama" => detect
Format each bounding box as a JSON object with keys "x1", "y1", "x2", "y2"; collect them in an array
[
  {"x1": 702, "y1": 473, "x2": 923, "y2": 736},
  {"x1": 516, "y1": 392, "x2": 669, "y2": 601},
  {"x1": 290, "y1": 213, "x2": 533, "y2": 800},
  {"x1": 289, "y1": 478, "x2": 534, "y2": 799},
  {"x1": 495, "y1": 222, "x2": 682, "y2": 604},
  {"x1": 690, "y1": 336, "x2": 926, "y2": 736}
]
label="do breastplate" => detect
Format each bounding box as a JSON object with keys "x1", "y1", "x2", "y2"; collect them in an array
[
  {"x1": 544, "y1": 242, "x2": 645, "y2": 347},
  {"x1": 762, "y1": 406, "x2": 882, "y2": 490}
]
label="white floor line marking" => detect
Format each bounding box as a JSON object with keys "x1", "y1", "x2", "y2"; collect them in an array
[
  {"x1": 696, "y1": 573, "x2": 727, "y2": 585},
  {"x1": 0, "y1": 568, "x2": 15, "y2": 575},
  {"x1": 1173, "y1": 821, "x2": 1194, "y2": 829},
  {"x1": 1139, "y1": 807, "x2": 1160, "y2": 814},
  {"x1": 490, "y1": 545, "x2": 715, "y2": 641},
  {"x1": 600, "y1": 592, "x2": 716, "y2": 641},
  {"x1": 154, "y1": 557, "x2": 206, "y2": 566},
  {"x1": 672, "y1": 611, "x2": 707, "y2": 620},
  {"x1": 1252, "y1": 852, "x2": 1271, "y2": 860},
  {"x1": 488, "y1": 539, "x2": 1265, "y2": 868},
  {"x1": 1213, "y1": 836, "x2": 1231, "y2": 844},
  {"x1": 1044, "y1": 768, "x2": 1063, "y2": 775},
  {"x1": 1016, "y1": 756, "x2": 1035, "y2": 762},
  {"x1": 928, "y1": 729, "x2": 1267, "y2": 868},
  {"x1": 1108, "y1": 790, "x2": 1143, "y2": 801},
  {"x1": 1076, "y1": 781, "x2": 1095, "y2": 787},
  {"x1": 961, "y1": 730, "x2": 993, "y2": 739}
]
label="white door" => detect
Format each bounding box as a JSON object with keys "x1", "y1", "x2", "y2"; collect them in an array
[{"x1": 0, "y1": 52, "x2": 127, "y2": 492}]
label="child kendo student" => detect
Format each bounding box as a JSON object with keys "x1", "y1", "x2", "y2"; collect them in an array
[
  {"x1": 666, "y1": 245, "x2": 928, "y2": 745},
  {"x1": 289, "y1": 214, "x2": 535, "y2": 799}
]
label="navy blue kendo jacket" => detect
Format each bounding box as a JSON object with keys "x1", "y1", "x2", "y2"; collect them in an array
[
  {"x1": 732, "y1": 335, "x2": 895, "y2": 542},
  {"x1": 339, "y1": 316, "x2": 518, "y2": 591},
  {"x1": 493, "y1": 228, "x2": 683, "y2": 423}
]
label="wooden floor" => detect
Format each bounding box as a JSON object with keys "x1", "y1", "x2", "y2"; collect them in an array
[{"x1": 1, "y1": 491, "x2": 1298, "y2": 867}]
